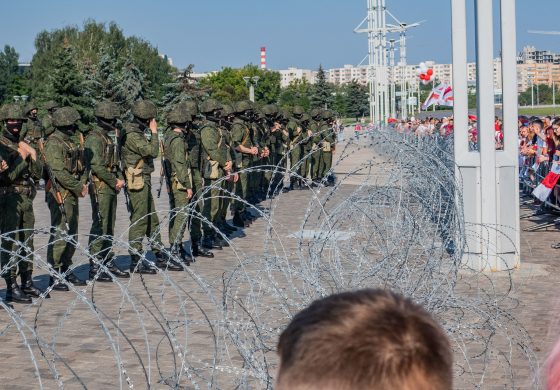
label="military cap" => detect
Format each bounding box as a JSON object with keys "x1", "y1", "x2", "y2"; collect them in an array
[
  {"x1": 310, "y1": 108, "x2": 322, "y2": 120},
  {"x1": 94, "y1": 101, "x2": 120, "y2": 120},
  {"x1": 131, "y1": 100, "x2": 157, "y2": 120},
  {"x1": 321, "y1": 109, "x2": 334, "y2": 120},
  {"x1": 166, "y1": 105, "x2": 190, "y2": 125},
  {"x1": 234, "y1": 100, "x2": 253, "y2": 114},
  {"x1": 177, "y1": 100, "x2": 199, "y2": 117},
  {"x1": 261, "y1": 104, "x2": 279, "y2": 117},
  {"x1": 199, "y1": 98, "x2": 222, "y2": 114},
  {"x1": 2, "y1": 103, "x2": 26, "y2": 121},
  {"x1": 43, "y1": 100, "x2": 60, "y2": 111},
  {"x1": 292, "y1": 106, "x2": 305, "y2": 116},
  {"x1": 221, "y1": 103, "x2": 235, "y2": 117},
  {"x1": 52, "y1": 106, "x2": 81, "y2": 127},
  {"x1": 24, "y1": 103, "x2": 38, "y2": 115}
]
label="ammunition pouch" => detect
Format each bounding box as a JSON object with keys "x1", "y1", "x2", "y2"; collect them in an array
[
  {"x1": 204, "y1": 158, "x2": 220, "y2": 180},
  {"x1": 125, "y1": 159, "x2": 145, "y2": 190}
]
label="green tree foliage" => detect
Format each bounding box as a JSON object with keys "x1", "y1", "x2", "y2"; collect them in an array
[
  {"x1": 345, "y1": 80, "x2": 369, "y2": 119},
  {"x1": 279, "y1": 79, "x2": 312, "y2": 110},
  {"x1": 518, "y1": 84, "x2": 555, "y2": 106},
  {"x1": 50, "y1": 43, "x2": 92, "y2": 123},
  {"x1": 113, "y1": 58, "x2": 147, "y2": 118},
  {"x1": 310, "y1": 65, "x2": 334, "y2": 109},
  {"x1": 160, "y1": 64, "x2": 210, "y2": 113},
  {"x1": 29, "y1": 20, "x2": 175, "y2": 107},
  {"x1": 0, "y1": 45, "x2": 25, "y2": 103},
  {"x1": 200, "y1": 65, "x2": 281, "y2": 104}
]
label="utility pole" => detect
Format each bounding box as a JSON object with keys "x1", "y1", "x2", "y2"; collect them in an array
[{"x1": 243, "y1": 76, "x2": 260, "y2": 103}]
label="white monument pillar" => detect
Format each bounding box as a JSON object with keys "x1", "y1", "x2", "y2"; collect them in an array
[{"x1": 451, "y1": 0, "x2": 520, "y2": 271}]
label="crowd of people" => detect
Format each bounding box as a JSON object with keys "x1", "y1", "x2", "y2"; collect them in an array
[{"x1": 0, "y1": 99, "x2": 338, "y2": 306}]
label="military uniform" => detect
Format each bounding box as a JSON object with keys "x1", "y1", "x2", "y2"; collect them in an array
[
  {"x1": 0, "y1": 104, "x2": 44, "y2": 303},
  {"x1": 85, "y1": 101, "x2": 130, "y2": 281},
  {"x1": 317, "y1": 110, "x2": 336, "y2": 183},
  {"x1": 43, "y1": 107, "x2": 87, "y2": 289}
]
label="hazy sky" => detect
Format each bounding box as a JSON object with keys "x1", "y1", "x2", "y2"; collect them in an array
[{"x1": 1, "y1": 0, "x2": 559, "y2": 72}]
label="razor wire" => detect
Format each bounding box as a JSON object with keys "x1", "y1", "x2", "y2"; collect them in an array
[{"x1": 0, "y1": 127, "x2": 539, "y2": 389}]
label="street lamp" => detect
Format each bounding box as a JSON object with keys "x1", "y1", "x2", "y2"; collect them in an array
[
  {"x1": 13, "y1": 95, "x2": 28, "y2": 102},
  {"x1": 243, "y1": 76, "x2": 260, "y2": 102}
]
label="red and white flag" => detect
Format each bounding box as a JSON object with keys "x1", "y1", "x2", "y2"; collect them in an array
[
  {"x1": 422, "y1": 83, "x2": 453, "y2": 110},
  {"x1": 533, "y1": 163, "x2": 560, "y2": 201}
]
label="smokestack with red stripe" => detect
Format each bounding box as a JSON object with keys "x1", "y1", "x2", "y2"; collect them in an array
[{"x1": 260, "y1": 47, "x2": 266, "y2": 70}]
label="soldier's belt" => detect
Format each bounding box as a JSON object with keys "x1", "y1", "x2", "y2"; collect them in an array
[{"x1": 0, "y1": 185, "x2": 35, "y2": 197}]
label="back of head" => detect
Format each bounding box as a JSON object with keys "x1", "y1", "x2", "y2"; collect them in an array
[
  {"x1": 131, "y1": 99, "x2": 157, "y2": 120},
  {"x1": 276, "y1": 289, "x2": 452, "y2": 390},
  {"x1": 95, "y1": 101, "x2": 120, "y2": 121},
  {"x1": 53, "y1": 106, "x2": 81, "y2": 128}
]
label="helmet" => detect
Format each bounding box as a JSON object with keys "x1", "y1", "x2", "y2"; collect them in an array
[
  {"x1": 280, "y1": 108, "x2": 291, "y2": 120},
  {"x1": 131, "y1": 100, "x2": 157, "y2": 120},
  {"x1": 52, "y1": 107, "x2": 81, "y2": 127},
  {"x1": 199, "y1": 98, "x2": 222, "y2": 114},
  {"x1": 2, "y1": 103, "x2": 26, "y2": 121},
  {"x1": 234, "y1": 100, "x2": 253, "y2": 114},
  {"x1": 301, "y1": 113, "x2": 311, "y2": 123},
  {"x1": 310, "y1": 108, "x2": 322, "y2": 120},
  {"x1": 221, "y1": 103, "x2": 235, "y2": 117},
  {"x1": 43, "y1": 100, "x2": 60, "y2": 111},
  {"x1": 321, "y1": 109, "x2": 333, "y2": 120},
  {"x1": 166, "y1": 105, "x2": 190, "y2": 125},
  {"x1": 293, "y1": 106, "x2": 305, "y2": 116},
  {"x1": 262, "y1": 104, "x2": 279, "y2": 117},
  {"x1": 24, "y1": 103, "x2": 38, "y2": 115},
  {"x1": 94, "y1": 101, "x2": 120, "y2": 120},
  {"x1": 177, "y1": 100, "x2": 199, "y2": 117}
]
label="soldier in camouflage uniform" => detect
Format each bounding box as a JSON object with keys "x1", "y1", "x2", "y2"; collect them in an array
[
  {"x1": 0, "y1": 104, "x2": 45, "y2": 303},
  {"x1": 308, "y1": 108, "x2": 325, "y2": 185},
  {"x1": 199, "y1": 99, "x2": 232, "y2": 250},
  {"x1": 21, "y1": 103, "x2": 44, "y2": 144},
  {"x1": 42, "y1": 100, "x2": 60, "y2": 138},
  {"x1": 162, "y1": 104, "x2": 194, "y2": 265},
  {"x1": 275, "y1": 109, "x2": 291, "y2": 194},
  {"x1": 44, "y1": 107, "x2": 88, "y2": 290},
  {"x1": 85, "y1": 101, "x2": 130, "y2": 281},
  {"x1": 181, "y1": 101, "x2": 214, "y2": 258},
  {"x1": 317, "y1": 109, "x2": 336, "y2": 185},
  {"x1": 121, "y1": 100, "x2": 181, "y2": 273},
  {"x1": 230, "y1": 101, "x2": 259, "y2": 228},
  {"x1": 285, "y1": 106, "x2": 305, "y2": 190}
]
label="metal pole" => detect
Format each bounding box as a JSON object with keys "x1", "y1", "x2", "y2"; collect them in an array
[
  {"x1": 531, "y1": 81, "x2": 534, "y2": 108},
  {"x1": 249, "y1": 84, "x2": 255, "y2": 103},
  {"x1": 553, "y1": 80, "x2": 556, "y2": 108},
  {"x1": 537, "y1": 83, "x2": 540, "y2": 106}
]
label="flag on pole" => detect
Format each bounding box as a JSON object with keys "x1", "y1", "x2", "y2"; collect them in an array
[
  {"x1": 533, "y1": 163, "x2": 560, "y2": 201},
  {"x1": 422, "y1": 83, "x2": 454, "y2": 110}
]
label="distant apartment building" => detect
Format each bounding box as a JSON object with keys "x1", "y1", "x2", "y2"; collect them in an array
[
  {"x1": 327, "y1": 64, "x2": 369, "y2": 85},
  {"x1": 517, "y1": 46, "x2": 560, "y2": 65},
  {"x1": 278, "y1": 67, "x2": 317, "y2": 87}
]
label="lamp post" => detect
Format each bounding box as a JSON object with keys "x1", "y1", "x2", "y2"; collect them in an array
[
  {"x1": 13, "y1": 95, "x2": 28, "y2": 102},
  {"x1": 243, "y1": 76, "x2": 260, "y2": 103}
]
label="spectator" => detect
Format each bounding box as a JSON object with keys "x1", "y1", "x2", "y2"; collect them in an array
[
  {"x1": 354, "y1": 122, "x2": 362, "y2": 140},
  {"x1": 276, "y1": 289, "x2": 453, "y2": 390},
  {"x1": 545, "y1": 336, "x2": 560, "y2": 389}
]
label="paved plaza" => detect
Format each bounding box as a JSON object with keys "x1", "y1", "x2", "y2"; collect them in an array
[{"x1": 0, "y1": 132, "x2": 559, "y2": 389}]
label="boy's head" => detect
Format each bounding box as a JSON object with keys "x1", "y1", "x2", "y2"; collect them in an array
[{"x1": 276, "y1": 289, "x2": 453, "y2": 390}]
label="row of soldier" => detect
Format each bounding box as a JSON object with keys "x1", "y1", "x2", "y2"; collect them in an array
[{"x1": 0, "y1": 98, "x2": 337, "y2": 304}]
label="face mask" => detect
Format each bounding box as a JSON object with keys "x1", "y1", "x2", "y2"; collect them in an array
[{"x1": 6, "y1": 122, "x2": 21, "y2": 134}]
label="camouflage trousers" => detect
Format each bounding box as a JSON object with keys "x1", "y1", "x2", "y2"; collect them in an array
[
  {"x1": 47, "y1": 191, "x2": 79, "y2": 270},
  {"x1": 88, "y1": 185, "x2": 118, "y2": 261},
  {"x1": 0, "y1": 191, "x2": 36, "y2": 280},
  {"x1": 168, "y1": 184, "x2": 191, "y2": 246},
  {"x1": 127, "y1": 182, "x2": 163, "y2": 256}
]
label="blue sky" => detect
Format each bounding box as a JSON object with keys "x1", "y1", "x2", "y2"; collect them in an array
[{"x1": 1, "y1": 0, "x2": 559, "y2": 72}]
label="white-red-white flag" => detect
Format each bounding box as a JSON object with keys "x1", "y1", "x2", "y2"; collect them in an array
[
  {"x1": 533, "y1": 163, "x2": 560, "y2": 201},
  {"x1": 422, "y1": 83, "x2": 453, "y2": 110}
]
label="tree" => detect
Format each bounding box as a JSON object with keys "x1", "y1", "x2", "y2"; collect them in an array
[
  {"x1": 310, "y1": 65, "x2": 334, "y2": 109},
  {"x1": 50, "y1": 43, "x2": 92, "y2": 123},
  {"x1": 113, "y1": 57, "x2": 147, "y2": 118},
  {"x1": 0, "y1": 45, "x2": 22, "y2": 103},
  {"x1": 160, "y1": 64, "x2": 210, "y2": 113},
  {"x1": 345, "y1": 80, "x2": 369, "y2": 119},
  {"x1": 279, "y1": 79, "x2": 312, "y2": 110}
]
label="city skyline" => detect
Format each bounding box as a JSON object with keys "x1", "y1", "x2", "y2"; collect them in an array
[{"x1": 1, "y1": 0, "x2": 560, "y2": 72}]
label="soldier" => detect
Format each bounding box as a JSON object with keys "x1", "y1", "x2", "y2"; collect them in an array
[
  {"x1": 85, "y1": 101, "x2": 130, "y2": 281},
  {"x1": 274, "y1": 108, "x2": 291, "y2": 194},
  {"x1": 308, "y1": 108, "x2": 324, "y2": 185},
  {"x1": 286, "y1": 106, "x2": 305, "y2": 190},
  {"x1": 42, "y1": 100, "x2": 60, "y2": 138},
  {"x1": 0, "y1": 104, "x2": 44, "y2": 303},
  {"x1": 318, "y1": 109, "x2": 336, "y2": 185},
  {"x1": 182, "y1": 101, "x2": 214, "y2": 259},
  {"x1": 199, "y1": 98, "x2": 232, "y2": 250},
  {"x1": 230, "y1": 101, "x2": 259, "y2": 228},
  {"x1": 162, "y1": 104, "x2": 194, "y2": 264},
  {"x1": 43, "y1": 107, "x2": 88, "y2": 290},
  {"x1": 21, "y1": 103, "x2": 44, "y2": 144},
  {"x1": 121, "y1": 100, "x2": 181, "y2": 273}
]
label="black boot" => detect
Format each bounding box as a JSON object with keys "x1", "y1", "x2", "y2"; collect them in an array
[
  {"x1": 89, "y1": 259, "x2": 112, "y2": 282},
  {"x1": 171, "y1": 244, "x2": 191, "y2": 266},
  {"x1": 192, "y1": 242, "x2": 214, "y2": 258},
  {"x1": 5, "y1": 277, "x2": 32, "y2": 304},
  {"x1": 129, "y1": 255, "x2": 157, "y2": 274},
  {"x1": 233, "y1": 212, "x2": 246, "y2": 228},
  {"x1": 106, "y1": 259, "x2": 130, "y2": 279},
  {"x1": 20, "y1": 271, "x2": 47, "y2": 298},
  {"x1": 202, "y1": 236, "x2": 222, "y2": 250},
  {"x1": 155, "y1": 251, "x2": 183, "y2": 271},
  {"x1": 49, "y1": 268, "x2": 69, "y2": 291},
  {"x1": 66, "y1": 272, "x2": 87, "y2": 286},
  {"x1": 179, "y1": 245, "x2": 195, "y2": 264}
]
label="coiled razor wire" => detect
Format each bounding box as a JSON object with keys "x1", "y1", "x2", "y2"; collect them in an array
[{"x1": 0, "y1": 128, "x2": 539, "y2": 389}]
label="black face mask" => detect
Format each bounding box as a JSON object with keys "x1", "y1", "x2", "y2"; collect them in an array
[
  {"x1": 29, "y1": 112, "x2": 38, "y2": 120},
  {"x1": 6, "y1": 122, "x2": 21, "y2": 135},
  {"x1": 58, "y1": 125, "x2": 76, "y2": 136}
]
